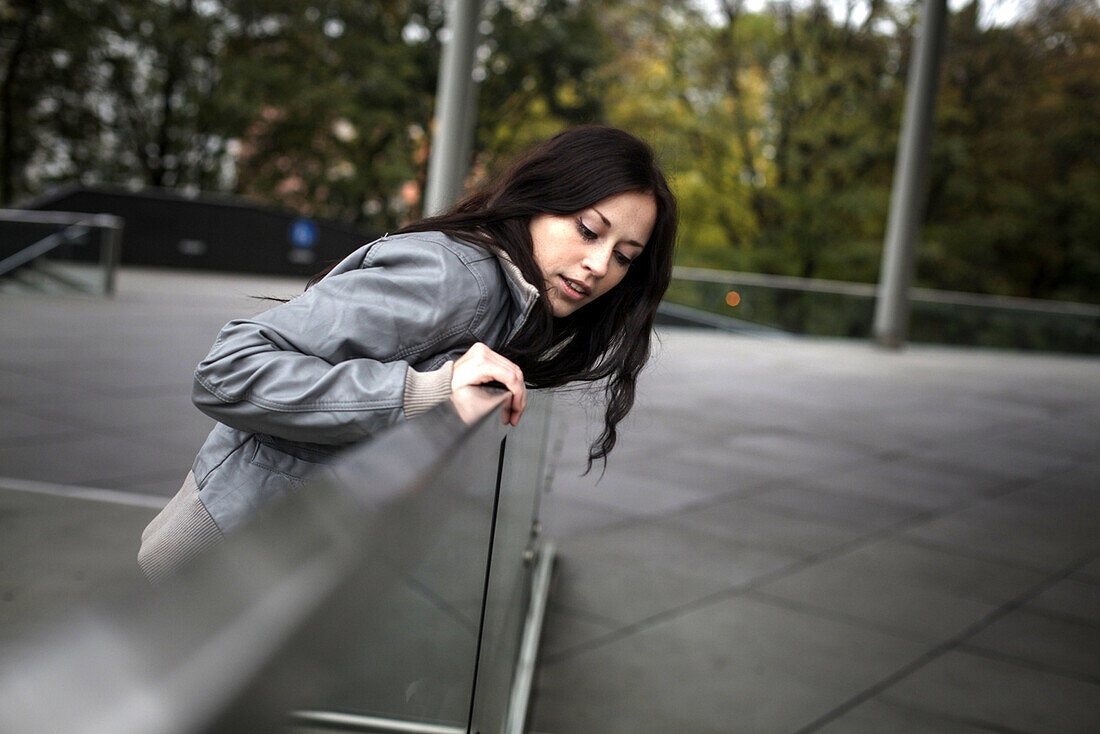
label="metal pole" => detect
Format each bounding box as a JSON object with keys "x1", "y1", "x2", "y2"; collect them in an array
[
  {"x1": 872, "y1": 0, "x2": 948, "y2": 348},
  {"x1": 455, "y1": 74, "x2": 481, "y2": 194},
  {"x1": 101, "y1": 221, "x2": 122, "y2": 296},
  {"x1": 423, "y1": 0, "x2": 484, "y2": 217}
]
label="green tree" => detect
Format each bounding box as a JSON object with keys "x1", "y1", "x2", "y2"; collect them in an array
[
  {"x1": 923, "y1": 0, "x2": 1100, "y2": 302},
  {"x1": 751, "y1": 0, "x2": 910, "y2": 282},
  {"x1": 0, "y1": 0, "x2": 108, "y2": 203},
  {"x1": 474, "y1": 0, "x2": 608, "y2": 174},
  {"x1": 217, "y1": 0, "x2": 441, "y2": 228}
]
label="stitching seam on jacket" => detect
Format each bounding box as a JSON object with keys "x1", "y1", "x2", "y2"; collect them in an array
[
  {"x1": 248, "y1": 442, "x2": 307, "y2": 483},
  {"x1": 194, "y1": 431, "x2": 252, "y2": 488},
  {"x1": 194, "y1": 373, "x2": 405, "y2": 411}
]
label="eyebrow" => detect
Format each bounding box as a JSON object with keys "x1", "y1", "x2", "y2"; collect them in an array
[{"x1": 591, "y1": 207, "x2": 645, "y2": 249}]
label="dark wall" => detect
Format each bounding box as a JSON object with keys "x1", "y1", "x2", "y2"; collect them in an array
[{"x1": 26, "y1": 186, "x2": 380, "y2": 277}]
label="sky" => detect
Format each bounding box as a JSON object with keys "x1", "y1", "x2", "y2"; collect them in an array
[{"x1": 695, "y1": 0, "x2": 1036, "y2": 28}]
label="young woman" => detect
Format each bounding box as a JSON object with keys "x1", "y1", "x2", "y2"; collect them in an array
[{"x1": 138, "y1": 125, "x2": 677, "y2": 580}]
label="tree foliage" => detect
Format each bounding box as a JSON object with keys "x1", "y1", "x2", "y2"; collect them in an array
[{"x1": 924, "y1": 0, "x2": 1100, "y2": 302}]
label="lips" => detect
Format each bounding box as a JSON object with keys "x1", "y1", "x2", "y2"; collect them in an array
[{"x1": 559, "y1": 276, "x2": 590, "y2": 299}]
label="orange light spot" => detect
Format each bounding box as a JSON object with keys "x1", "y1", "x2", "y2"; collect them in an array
[{"x1": 725, "y1": 291, "x2": 741, "y2": 307}]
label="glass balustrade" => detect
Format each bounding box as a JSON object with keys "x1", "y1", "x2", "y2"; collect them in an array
[
  {"x1": 664, "y1": 268, "x2": 1100, "y2": 354},
  {"x1": 0, "y1": 387, "x2": 555, "y2": 734}
]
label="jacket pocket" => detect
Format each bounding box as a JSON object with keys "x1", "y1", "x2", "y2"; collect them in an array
[{"x1": 248, "y1": 436, "x2": 330, "y2": 484}]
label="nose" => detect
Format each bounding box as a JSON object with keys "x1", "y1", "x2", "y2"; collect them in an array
[{"x1": 582, "y1": 244, "x2": 613, "y2": 279}]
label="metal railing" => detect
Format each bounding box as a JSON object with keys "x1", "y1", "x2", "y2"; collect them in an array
[
  {"x1": 664, "y1": 266, "x2": 1100, "y2": 354},
  {"x1": 0, "y1": 386, "x2": 555, "y2": 734},
  {"x1": 0, "y1": 209, "x2": 122, "y2": 295}
]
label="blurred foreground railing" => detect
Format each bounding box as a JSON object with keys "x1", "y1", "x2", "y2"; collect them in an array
[
  {"x1": 0, "y1": 386, "x2": 555, "y2": 734},
  {"x1": 0, "y1": 209, "x2": 122, "y2": 295},
  {"x1": 664, "y1": 266, "x2": 1100, "y2": 354}
]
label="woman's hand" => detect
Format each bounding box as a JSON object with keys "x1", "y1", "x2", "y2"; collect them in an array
[{"x1": 451, "y1": 342, "x2": 527, "y2": 426}]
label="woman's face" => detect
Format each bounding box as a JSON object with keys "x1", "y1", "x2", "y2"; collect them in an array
[{"x1": 530, "y1": 190, "x2": 657, "y2": 318}]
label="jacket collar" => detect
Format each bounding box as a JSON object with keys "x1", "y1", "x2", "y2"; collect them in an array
[{"x1": 490, "y1": 247, "x2": 540, "y2": 339}]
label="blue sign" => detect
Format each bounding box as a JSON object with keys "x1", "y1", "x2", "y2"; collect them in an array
[{"x1": 289, "y1": 218, "x2": 318, "y2": 249}]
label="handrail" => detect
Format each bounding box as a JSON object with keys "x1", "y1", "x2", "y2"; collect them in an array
[
  {"x1": 0, "y1": 386, "x2": 554, "y2": 734},
  {"x1": 0, "y1": 208, "x2": 122, "y2": 228},
  {"x1": 673, "y1": 265, "x2": 1100, "y2": 318},
  {"x1": 0, "y1": 225, "x2": 89, "y2": 277},
  {"x1": 0, "y1": 209, "x2": 123, "y2": 294}
]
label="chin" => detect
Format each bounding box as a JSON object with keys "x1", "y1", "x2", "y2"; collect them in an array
[{"x1": 551, "y1": 300, "x2": 580, "y2": 318}]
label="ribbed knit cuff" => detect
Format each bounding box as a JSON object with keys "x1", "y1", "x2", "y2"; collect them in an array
[{"x1": 404, "y1": 361, "x2": 454, "y2": 418}]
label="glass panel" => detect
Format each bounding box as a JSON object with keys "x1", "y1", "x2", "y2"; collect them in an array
[
  {"x1": 469, "y1": 392, "x2": 553, "y2": 733},
  {"x1": 303, "y1": 402, "x2": 509, "y2": 729}
]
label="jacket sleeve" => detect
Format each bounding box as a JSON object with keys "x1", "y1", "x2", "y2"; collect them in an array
[{"x1": 192, "y1": 237, "x2": 485, "y2": 444}]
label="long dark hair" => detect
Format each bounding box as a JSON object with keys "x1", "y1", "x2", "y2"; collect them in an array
[{"x1": 317, "y1": 125, "x2": 678, "y2": 469}]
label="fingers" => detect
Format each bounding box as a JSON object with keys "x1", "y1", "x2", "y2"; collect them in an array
[{"x1": 451, "y1": 343, "x2": 527, "y2": 426}]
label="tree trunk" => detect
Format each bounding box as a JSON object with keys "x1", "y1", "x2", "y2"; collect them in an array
[
  {"x1": 150, "y1": 0, "x2": 195, "y2": 188},
  {"x1": 773, "y1": 2, "x2": 801, "y2": 189},
  {"x1": 719, "y1": 0, "x2": 759, "y2": 188}
]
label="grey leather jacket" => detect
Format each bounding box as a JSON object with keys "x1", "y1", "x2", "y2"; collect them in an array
[{"x1": 189, "y1": 231, "x2": 539, "y2": 532}]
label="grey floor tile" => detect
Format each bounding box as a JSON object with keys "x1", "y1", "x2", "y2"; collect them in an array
[
  {"x1": 552, "y1": 520, "x2": 795, "y2": 626},
  {"x1": 549, "y1": 466, "x2": 717, "y2": 516},
  {"x1": 756, "y1": 538, "x2": 1046, "y2": 642},
  {"x1": 904, "y1": 487, "x2": 1100, "y2": 572},
  {"x1": 950, "y1": 390, "x2": 1062, "y2": 425},
  {"x1": 0, "y1": 409, "x2": 82, "y2": 444},
  {"x1": 0, "y1": 434, "x2": 185, "y2": 487},
  {"x1": 83, "y1": 468, "x2": 186, "y2": 497},
  {"x1": 0, "y1": 487, "x2": 157, "y2": 651},
  {"x1": 671, "y1": 496, "x2": 864, "y2": 558},
  {"x1": 638, "y1": 441, "x2": 806, "y2": 491},
  {"x1": 0, "y1": 369, "x2": 69, "y2": 407},
  {"x1": 814, "y1": 698, "x2": 1020, "y2": 734},
  {"x1": 1024, "y1": 577, "x2": 1100, "y2": 626},
  {"x1": 879, "y1": 650, "x2": 1100, "y2": 733},
  {"x1": 611, "y1": 442, "x2": 778, "y2": 496},
  {"x1": 801, "y1": 415, "x2": 931, "y2": 457},
  {"x1": 567, "y1": 516, "x2": 798, "y2": 584},
  {"x1": 125, "y1": 417, "x2": 215, "y2": 456},
  {"x1": 853, "y1": 404, "x2": 1008, "y2": 445},
  {"x1": 1023, "y1": 464, "x2": 1100, "y2": 497},
  {"x1": 963, "y1": 608, "x2": 1100, "y2": 682},
  {"x1": 538, "y1": 492, "x2": 635, "y2": 541},
  {"x1": 1001, "y1": 481, "x2": 1100, "y2": 522},
  {"x1": 531, "y1": 594, "x2": 926, "y2": 734},
  {"x1": 997, "y1": 419, "x2": 1100, "y2": 462},
  {"x1": 0, "y1": 374, "x2": 96, "y2": 407},
  {"x1": 539, "y1": 604, "x2": 618, "y2": 659},
  {"x1": 745, "y1": 485, "x2": 923, "y2": 531},
  {"x1": 723, "y1": 430, "x2": 875, "y2": 474},
  {"x1": 913, "y1": 437, "x2": 1080, "y2": 483},
  {"x1": 549, "y1": 551, "x2": 733, "y2": 629},
  {"x1": 9, "y1": 391, "x2": 197, "y2": 434},
  {"x1": 4, "y1": 355, "x2": 138, "y2": 389},
  {"x1": 800, "y1": 456, "x2": 1009, "y2": 510}
]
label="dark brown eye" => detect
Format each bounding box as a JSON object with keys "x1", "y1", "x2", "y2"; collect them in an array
[{"x1": 576, "y1": 218, "x2": 598, "y2": 240}]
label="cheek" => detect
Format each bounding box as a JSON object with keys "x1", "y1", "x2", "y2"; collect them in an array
[
  {"x1": 531, "y1": 223, "x2": 572, "y2": 273},
  {"x1": 596, "y1": 269, "x2": 629, "y2": 298}
]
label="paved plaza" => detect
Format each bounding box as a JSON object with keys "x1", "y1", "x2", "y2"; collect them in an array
[{"x1": 1, "y1": 267, "x2": 1098, "y2": 732}]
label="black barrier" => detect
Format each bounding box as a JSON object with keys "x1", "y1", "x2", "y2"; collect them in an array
[{"x1": 23, "y1": 185, "x2": 380, "y2": 277}]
